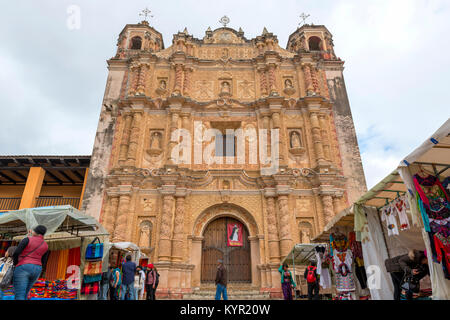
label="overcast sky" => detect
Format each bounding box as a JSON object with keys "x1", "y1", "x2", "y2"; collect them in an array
[{"x1": 0, "y1": 0, "x2": 449, "y2": 188}]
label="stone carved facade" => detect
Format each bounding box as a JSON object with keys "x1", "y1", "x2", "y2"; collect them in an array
[{"x1": 82, "y1": 21, "x2": 367, "y2": 299}]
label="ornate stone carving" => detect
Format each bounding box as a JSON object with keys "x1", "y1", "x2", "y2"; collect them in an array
[
  {"x1": 321, "y1": 195, "x2": 334, "y2": 226},
  {"x1": 138, "y1": 220, "x2": 152, "y2": 248},
  {"x1": 195, "y1": 80, "x2": 214, "y2": 99},
  {"x1": 266, "y1": 196, "x2": 280, "y2": 263},
  {"x1": 277, "y1": 195, "x2": 292, "y2": 257},
  {"x1": 113, "y1": 194, "x2": 131, "y2": 242},
  {"x1": 172, "y1": 197, "x2": 186, "y2": 261},
  {"x1": 158, "y1": 195, "x2": 174, "y2": 261}
]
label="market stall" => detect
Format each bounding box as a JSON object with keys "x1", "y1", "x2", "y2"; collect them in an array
[
  {"x1": 314, "y1": 119, "x2": 450, "y2": 300},
  {"x1": 0, "y1": 205, "x2": 109, "y2": 300},
  {"x1": 281, "y1": 243, "x2": 332, "y2": 299}
]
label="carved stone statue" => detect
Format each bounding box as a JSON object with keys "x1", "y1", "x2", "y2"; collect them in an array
[
  {"x1": 291, "y1": 131, "x2": 301, "y2": 148},
  {"x1": 138, "y1": 222, "x2": 152, "y2": 248},
  {"x1": 301, "y1": 229, "x2": 310, "y2": 244},
  {"x1": 159, "y1": 80, "x2": 167, "y2": 90},
  {"x1": 221, "y1": 81, "x2": 231, "y2": 95},
  {"x1": 285, "y1": 79, "x2": 293, "y2": 89},
  {"x1": 150, "y1": 132, "x2": 161, "y2": 150}
]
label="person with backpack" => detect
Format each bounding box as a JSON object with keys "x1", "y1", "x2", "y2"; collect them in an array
[
  {"x1": 304, "y1": 260, "x2": 320, "y2": 300},
  {"x1": 110, "y1": 265, "x2": 122, "y2": 300},
  {"x1": 98, "y1": 265, "x2": 113, "y2": 300},
  {"x1": 134, "y1": 265, "x2": 146, "y2": 300},
  {"x1": 278, "y1": 263, "x2": 296, "y2": 300},
  {"x1": 12, "y1": 225, "x2": 49, "y2": 300},
  {"x1": 0, "y1": 246, "x2": 17, "y2": 300},
  {"x1": 145, "y1": 263, "x2": 159, "y2": 300},
  {"x1": 121, "y1": 255, "x2": 136, "y2": 300}
]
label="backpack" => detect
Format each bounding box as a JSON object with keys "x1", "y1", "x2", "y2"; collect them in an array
[
  {"x1": 306, "y1": 266, "x2": 317, "y2": 283},
  {"x1": 154, "y1": 271, "x2": 160, "y2": 287}
]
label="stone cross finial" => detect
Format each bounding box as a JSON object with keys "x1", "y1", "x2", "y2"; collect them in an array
[
  {"x1": 140, "y1": 7, "x2": 153, "y2": 22},
  {"x1": 299, "y1": 12, "x2": 310, "y2": 26},
  {"x1": 219, "y1": 15, "x2": 230, "y2": 27}
]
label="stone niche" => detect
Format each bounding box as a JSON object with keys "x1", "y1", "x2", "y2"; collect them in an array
[
  {"x1": 282, "y1": 76, "x2": 296, "y2": 96},
  {"x1": 146, "y1": 129, "x2": 164, "y2": 156},
  {"x1": 288, "y1": 128, "x2": 305, "y2": 156}
]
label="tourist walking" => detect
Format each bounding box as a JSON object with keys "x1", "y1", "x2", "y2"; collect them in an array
[
  {"x1": 278, "y1": 263, "x2": 296, "y2": 300},
  {"x1": 99, "y1": 265, "x2": 113, "y2": 300},
  {"x1": 385, "y1": 249, "x2": 429, "y2": 300},
  {"x1": 304, "y1": 260, "x2": 320, "y2": 300},
  {"x1": 121, "y1": 255, "x2": 136, "y2": 300},
  {"x1": 12, "y1": 225, "x2": 49, "y2": 300},
  {"x1": 134, "y1": 266, "x2": 146, "y2": 300},
  {"x1": 215, "y1": 259, "x2": 228, "y2": 300},
  {"x1": 110, "y1": 265, "x2": 121, "y2": 300},
  {"x1": 145, "y1": 263, "x2": 159, "y2": 300},
  {"x1": 0, "y1": 246, "x2": 17, "y2": 300}
]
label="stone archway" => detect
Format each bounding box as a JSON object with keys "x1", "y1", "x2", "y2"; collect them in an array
[{"x1": 190, "y1": 203, "x2": 261, "y2": 288}]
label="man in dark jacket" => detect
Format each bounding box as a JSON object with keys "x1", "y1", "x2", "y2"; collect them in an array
[
  {"x1": 304, "y1": 260, "x2": 320, "y2": 300},
  {"x1": 121, "y1": 255, "x2": 136, "y2": 300},
  {"x1": 215, "y1": 259, "x2": 228, "y2": 300},
  {"x1": 385, "y1": 249, "x2": 429, "y2": 300}
]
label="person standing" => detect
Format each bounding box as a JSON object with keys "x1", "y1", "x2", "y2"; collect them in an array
[
  {"x1": 145, "y1": 264, "x2": 158, "y2": 300},
  {"x1": 121, "y1": 255, "x2": 136, "y2": 300},
  {"x1": 304, "y1": 260, "x2": 320, "y2": 300},
  {"x1": 110, "y1": 265, "x2": 121, "y2": 300},
  {"x1": 278, "y1": 263, "x2": 296, "y2": 300},
  {"x1": 0, "y1": 246, "x2": 17, "y2": 300},
  {"x1": 12, "y1": 225, "x2": 49, "y2": 300},
  {"x1": 99, "y1": 265, "x2": 113, "y2": 300},
  {"x1": 134, "y1": 266, "x2": 146, "y2": 300},
  {"x1": 215, "y1": 259, "x2": 228, "y2": 300}
]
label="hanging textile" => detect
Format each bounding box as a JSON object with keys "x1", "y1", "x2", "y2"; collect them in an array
[
  {"x1": 349, "y1": 231, "x2": 367, "y2": 289},
  {"x1": 361, "y1": 206, "x2": 394, "y2": 300},
  {"x1": 45, "y1": 250, "x2": 60, "y2": 281},
  {"x1": 380, "y1": 204, "x2": 399, "y2": 236},
  {"x1": 393, "y1": 195, "x2": 411, "y2": 231},
  {"x1": 354, "y1": 203, "x2": 370, "y2": 243},
  {"x1": 56, "y1": 249, "x2": 69, "y2": 279},
  {"x1": 315, "y1": 248, "x2": 332, "y2": 289},
  {"x1": 333, "y1": 249, "x2": 355, "y2": 292}
]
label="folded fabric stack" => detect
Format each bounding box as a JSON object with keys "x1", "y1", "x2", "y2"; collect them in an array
[
  {"x1": 28, "y1": 278, "x2": 77, "y2": 300},
  {"x1": 1, "y1": 285, "x2": 14, "y2": 297}
]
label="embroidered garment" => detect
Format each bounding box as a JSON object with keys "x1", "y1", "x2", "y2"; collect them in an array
[
  {"x1": 333, "y1": 249, "x2": 355, "y2": 292},
  {"x1": 434, "y1": 232, "x2": 450, "y2": 280},
  {"x1": 381, "y1": 205, "x2": 399, "y2": 236},
  {"x1": 394, "y1": 196, "x2": 410, "y2": 231}
]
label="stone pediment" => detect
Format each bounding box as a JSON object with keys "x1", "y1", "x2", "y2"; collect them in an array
[{"x1": 203, "y1": 27, "x2": 247, "y2": 44}]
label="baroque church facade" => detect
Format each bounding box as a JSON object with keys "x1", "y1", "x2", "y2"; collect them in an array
[{"x1": 81, "y1": 18, "x2": 367, "y2": 298}]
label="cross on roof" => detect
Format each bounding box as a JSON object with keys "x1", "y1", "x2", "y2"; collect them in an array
[
  {"x1": 140, "y1": 7, "x2": 153, "y2": 22},
  {"x1": 299, "y1": 12, "x2": 310, "y2": 26},
  {"x1": 219, "y1": 15, "x2": 230, "y2": 27}
]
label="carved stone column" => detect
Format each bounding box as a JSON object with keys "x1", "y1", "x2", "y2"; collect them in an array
[
  {"x1": 333, "y1": 195, "x2": 343, "y2": 215},
  {"x1": 258, "y1": 68, "x2": 268, "y2": 96},
  {"x1": 277, "y1": 195, "x2": 292, "y2": 258},
  {"x1": 103, "y1": 195, "x2": 119, "y2": 236},
  {"x1": 167, "y1": 111, "x2": 180, "y2": 165},
  {"x1": 318, "y1": 114, "x2": 331, "y2": 161},
  {"x1": 126, "y1": 111, "x2": 143, "y2": 167},
  {"x1": 158, "y1": 195, "x2": 174, "y2": 262},
  {"x1": 172, "y1": 64, "x2": 183, "y2": 95},
  {"x1": 118, "y1": 113, "x2": 133, "y2": 166},
  {"x1": 136, "y1": 64, "x2": 149, "y2": 95},
  {"x1": 321, "y1": 194, "x2": 334, "y2": 227},
  {"x1": 171, "y1": 196, "x2": 186, "y2": 262},
  {"x1": 310, "y1": 66, "x2": 320, "y2": 93},
  {"x1": 267, "y1": 64, "x2": 278, "y2": 95},
  {"x1": 309, "y1": 111, "x2": 325, "y2": 162},
  {"x1": 302, "y1": 64, "x2": 314, "y2": 95},
  {"x1": 113, "y1": 194, "x2": 131, "y2": 242},
  {"x1": 266, "y1": 196, "x2": 280, "y2": 263},
  {"x1": 128, "y1": 65, "x2": 139, "y2": 95},
  {"x1": 182, "y1": 67, "x2": 192, "y2": 97}
]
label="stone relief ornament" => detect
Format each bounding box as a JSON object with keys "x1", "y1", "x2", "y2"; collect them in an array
[
  {"x1": 195, "y1": 80, "x2": 214, "y2": 99},
  {"x1": 283, "y1": 78, "x2": 296, "y2": 96},
  {"x1": 155, "y1": 79, "x2": 168, "y2": 96},
  {"x1": 238, "y1": 80, "x2": 254, "y2": 99},
  {"x1": 219, "y1": 81, "x2": 231, "y2": 97},
  {"x1": 138, "y1": 221, "x2": 152, "y2": 248}
]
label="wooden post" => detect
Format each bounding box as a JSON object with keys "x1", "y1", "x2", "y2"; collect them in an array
[{"x1": 19, "y1": 167, "x2": 45, "y2": 209}]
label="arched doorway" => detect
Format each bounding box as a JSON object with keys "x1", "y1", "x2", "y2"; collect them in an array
[{"x1": 201, "y1": 217, "x2": 251, "y2": 284}]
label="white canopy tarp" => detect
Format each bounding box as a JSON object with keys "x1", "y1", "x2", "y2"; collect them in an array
[{"x1": 0, "y1": 205, "x2": 98, "y2": 236}]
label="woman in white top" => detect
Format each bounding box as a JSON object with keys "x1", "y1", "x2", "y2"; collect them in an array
[{"x1": 134, "y1": 266, "x2": 146, "y2": 300}]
